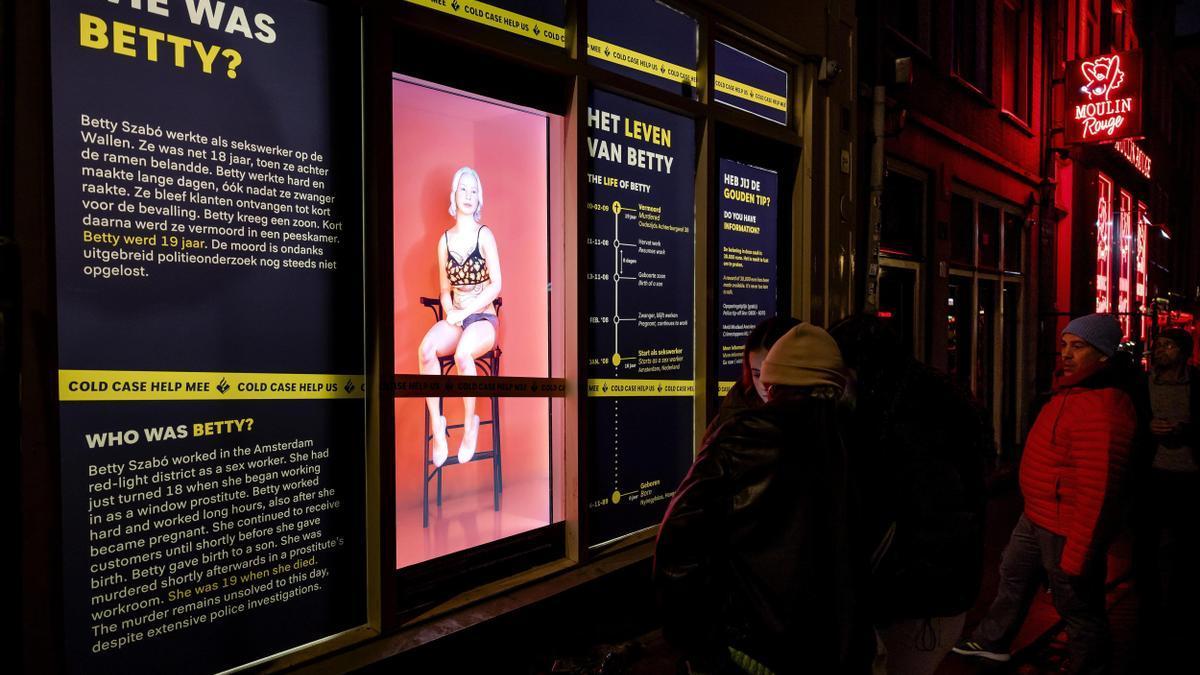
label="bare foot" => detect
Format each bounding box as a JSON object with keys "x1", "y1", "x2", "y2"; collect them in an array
[
  {"x1": 457, "y1": 415, "x2": 480, "y2": 464},
  {"x1": 431, "y1": 415, "x2": 449, "y2": 467}
]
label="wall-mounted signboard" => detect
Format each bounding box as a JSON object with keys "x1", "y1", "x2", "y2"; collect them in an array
[
  {"x1": 716, "y1": 159, "x2": 779, "y2": 395},
  {"x1": 714, "y1": 42, "x2": 788, "y2": 125},
  {"x1": 588, "y1": 0, "x2": 699, "y2": 99},
  {"x1": 1065, "y1": 50, "x2": 1143, "y2": 145},
  {"x1": 1113, "y1": 138, "x2": 1151, "y2": 179},
  {"x1": 585, "y1": 89, "x2": 696, "y2": 546},
  {"x1": 404, "y1": 0, "x2": 566, "y2": 47},
  {"x1": 49, "y1": 0, "x2": 366, "y2": 671}
]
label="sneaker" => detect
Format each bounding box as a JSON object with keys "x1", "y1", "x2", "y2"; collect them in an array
[{"x1": 951, "y1": 639, "x2": 1011, "y2": 662}]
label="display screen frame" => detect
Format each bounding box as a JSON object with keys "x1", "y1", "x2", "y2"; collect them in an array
[{"x1": 385, "y1": 28, "x2": 575, "y2": 614}]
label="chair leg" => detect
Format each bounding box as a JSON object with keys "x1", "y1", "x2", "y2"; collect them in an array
[
  {"x1": 436, "y1": 396, "x2": 444, "y2": 508},
  {"x1": 423, "y1": 409, "x2": 430, "y2": 528},
  {"x1": 492, "y1": 398, "x2": 500, "y2": 511},
  {"x1": 493, "y1": 395, "x2": 502, "y2": 495}
]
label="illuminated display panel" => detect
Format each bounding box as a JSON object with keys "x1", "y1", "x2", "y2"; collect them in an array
[
  {"x1": 1095, "y1": 173, "x2": 1113, "y2": 313},
  {"x1": 403, "y1": 0, "x2": 567, "y2": 47},
  {"x1": 1137, "y1": 201, "x2": 1149, "y2": 339},
  {"x1": 716, "y1": 158, "x2": 779, "y2": 394},
  {"x1": 1117, "y1": 190, "x2": 1133, "y2": 338},
  {"x1": 391, "y1": 76, "x2": 565, "y2": 569},
  {"x1": 588, "y1": 0, "x2": 699, "y2": 99},
  {"x1": 714, "y1": 42, "x2": 789, "y2": 125},
  {"x1": 49, "y1": 1, "x2": 368, "y2": 672},
  {"x1": 584, "y1": 89, "x2": 696, "y2": 546},
  {"x1": 1065, "y1": 50, "x2": 1143, "y2": 145}
]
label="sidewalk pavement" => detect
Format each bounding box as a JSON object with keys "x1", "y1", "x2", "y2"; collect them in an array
[
  {"x1": 607, "y1": 478, "x2": 1143, "y2": 675},
  {"x1": 936, "y1": 484, "x2": 1139, "y2": 675}
]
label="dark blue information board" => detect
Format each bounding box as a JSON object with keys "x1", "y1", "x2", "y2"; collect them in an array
[
  {"x1": 588, "y1": 0, "x2": 698, "y2": 99},
  {"x1": 717, "y1": 159, "x2": 779, "y2": 393},
  {"x1": 585, "y1": 89, "x2": 695, "y2": 546},
  {"x1": 49, "y1": 1, "x2": 365, "y2": 672},
  {"x1": 715, "y1": 41, "x2": 789, "y2": 125}
]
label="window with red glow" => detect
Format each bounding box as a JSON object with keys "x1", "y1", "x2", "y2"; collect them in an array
[
  {"x1": 1136, "y1": 201, "x2": 1149, "y2": 339},
  {"x1": 978, "y1": 203, "x2": 1000, "y2": 270},
  {"x1": 953, "y1": 0, "x2": 992, "y2": 92},
  {"x1": 1117, "y1": 189, "x2": 1132, "y2": 338},
  {"x1": 1095, "y1": 173, "x2": 1113, "y2": 313},
  {"x1": 1001, "y1": 0, "x2": 1031, "y2": 121},
  {"x1": 1079, "y1": 0, "x2": 1100, "y2": 58},
  {"x1": 1111, "y1": 2, "x2": 1136, "y2": 51}
]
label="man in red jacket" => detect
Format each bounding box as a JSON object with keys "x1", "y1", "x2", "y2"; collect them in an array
[{"x1": 953, "y1": 314, "x2": 1135, "y2": 675}]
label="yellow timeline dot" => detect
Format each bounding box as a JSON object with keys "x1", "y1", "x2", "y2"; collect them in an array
[
  {"x1": 611, "y1": 490, "x2": 622, "y2": 504},
  {"x1": 612, "y1": 201, "x2": 621, "y2": 215},
  {"x1": 612, "y1": 353, "x2": 622, "y2": 366}
]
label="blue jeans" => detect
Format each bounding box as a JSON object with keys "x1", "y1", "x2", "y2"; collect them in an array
[{"x1": 970, "y1": 514, "x2": 1110, "y2": 675}]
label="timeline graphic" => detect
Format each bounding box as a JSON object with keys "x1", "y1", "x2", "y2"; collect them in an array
[{"x1": 583, "y1": 88, "x2": 695, "y2": 545}]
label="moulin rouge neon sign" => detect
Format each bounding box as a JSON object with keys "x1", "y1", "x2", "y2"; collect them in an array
[{"x1": 1066, "y1": 51, "x2": 1143, "y2": 145}]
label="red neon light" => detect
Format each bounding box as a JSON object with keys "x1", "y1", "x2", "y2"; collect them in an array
[
  {"x1": 1065, "y1": 51, "x2": 1143, "y2": 144},
  {"x1": 1136, "y1": 202, "x2": 1149, "y2": 339},
  {"x1": 1118, "y1": 190, "x2": 1133, "y2": 338},
  {"x1": 1077, "y1": 56, "x2": 1129, "y2": 138},
  {"x1": 1096, "y1": 173, "x2": 1113, "y2": 314},
  {"x1": 1082, "y1": 55, "x2": 1126, "y2": 99},
  {"x1": 1114, "y1": 139, "x2": 1151, "y2": 178},
  {"x1": 877, "y1": 310, "x2": 894, "y2": 319}
]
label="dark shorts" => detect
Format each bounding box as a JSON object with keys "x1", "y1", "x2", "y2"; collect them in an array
[{"x1": 462, "y1": 312, "x2": 499, "y2": 331}]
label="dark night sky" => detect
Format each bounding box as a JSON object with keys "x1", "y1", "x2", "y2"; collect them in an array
[{"x1": 1180, "y1": 0, "x2": 1200, "y2": 36}]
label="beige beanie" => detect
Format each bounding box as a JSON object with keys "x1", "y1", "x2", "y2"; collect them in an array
[{"x1": 760, "y1": 323, "x2": 847, "y2": 391}]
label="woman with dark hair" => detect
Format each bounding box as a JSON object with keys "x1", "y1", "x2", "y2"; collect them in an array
[{"x1": 707, "y1": 316, "x2": 802, "y2": 437}]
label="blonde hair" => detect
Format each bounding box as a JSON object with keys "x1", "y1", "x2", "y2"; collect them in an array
[{"x1": 448, "y1": 166, "x2": 483, "y2": 222}]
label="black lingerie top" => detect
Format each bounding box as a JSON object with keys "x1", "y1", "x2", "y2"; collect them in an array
[{"x1": 445, "y1": 226, "x2": 491, "y2": 287}]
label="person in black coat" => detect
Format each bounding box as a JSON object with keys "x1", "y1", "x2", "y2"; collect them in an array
[
  {"x1": 830, "y1": 313, "x2": 991, "y2": 675},
  {"x1": 1134, "y1": 328, "x2": 1200, "y2": 672},
  {"x1": 655, "y1": 324, "x2": 872, "y2": 674}
]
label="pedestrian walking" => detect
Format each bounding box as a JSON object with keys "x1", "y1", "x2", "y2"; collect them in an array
[
  {"x1": 655, "y1": 323, "x2": 872, "y2": 674},
  {"x1": 830, "y1": 314, "x2": 991, "y2": 675},
  {"x1": 953, "y1": 313, "x2": 1137, "y2": 675}
]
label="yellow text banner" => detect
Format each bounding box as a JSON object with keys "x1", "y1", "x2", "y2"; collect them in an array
[
  {"x1": 587, "y1": 378, "x2": 695, "y2": 397},
  {"x1": 714, "y1": 75, "x2": 788, "y2": 112},
  {"x1": 405, "y1": 0, "x2": 566, "y2": 46},
  {"x1": 587, "y1": 37, "x2": 699, "y2": 88},
  {"x1": 59, "y1": 370, "x2": 366, "y2": 401}
]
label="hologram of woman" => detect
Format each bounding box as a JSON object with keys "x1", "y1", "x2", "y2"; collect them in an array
[{"x1": 417, "y1": 167, "x2": 502, "y2": 466}]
